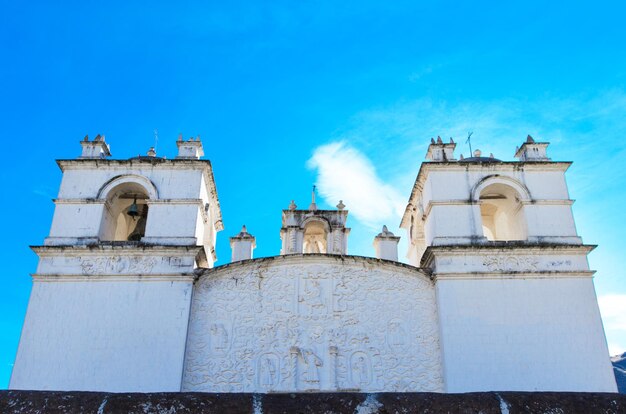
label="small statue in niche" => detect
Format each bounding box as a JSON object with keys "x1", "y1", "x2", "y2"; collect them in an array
[
  {"x1": 302, "y1": 349, "x2": 323, "y2": 383},
  {"x1": 302, "y1": 280, "x2": 326, "y2": 315},
  {"x1": 259, "y1": 355, "x2": 277, "y2": 387},
  {"x1": 352, "y1": 354, "x2": 370, "y2": 387}
]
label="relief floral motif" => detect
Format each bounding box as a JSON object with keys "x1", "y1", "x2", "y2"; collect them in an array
[
  {"x1": 483, "y1": 256, "x2": 539, "y2": 272},
  {"x1": 80, "y1": 256, "x2": 157, "y2": 275}
]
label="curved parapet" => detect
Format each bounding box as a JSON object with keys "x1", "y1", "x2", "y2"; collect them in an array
[{"x1": 183, "y1": 254, "x2": 443, "y2": 393}]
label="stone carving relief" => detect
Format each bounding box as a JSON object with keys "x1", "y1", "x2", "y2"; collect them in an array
[
  {"x1": 350, "y1": 351, "x2": 371, "y2": 388},
  {"x1": 182, "y1": 258, "x2": 443, "y2": 393},
  {"x1": 257, "y1": 353, "x2": 279, "y2": 389},
  {"x1": 483, "y1": 256, "x2": 539, "y2": 272},
  {"x1": 332, "y1": 231, "x2": 343, "y2": 254},
  {"x1": 80, "y1": 256, "x2": 157, "y2": 275}
]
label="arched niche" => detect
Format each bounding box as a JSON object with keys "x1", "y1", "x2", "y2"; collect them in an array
[
  {"x1": 477, "y1": 181, "x2": 528, "y2": 241},
  {"x1": 98, "y1": 175, "x2": 157, "y2": 242},
  {"x1": 302, "y1": 218, "x2": 330, "y2": 254}
]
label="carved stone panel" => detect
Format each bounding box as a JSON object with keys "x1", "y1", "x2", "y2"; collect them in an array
[{"x1": 182, "y1": 257, "x2": 443, "y2": 392}]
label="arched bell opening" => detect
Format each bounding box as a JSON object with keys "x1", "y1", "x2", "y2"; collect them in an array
[
  {"x1": 302, "y1": 220, "x2": 328, "y2": 254},
  {"x1": 479, "y1": 183, "x2": 527, "y2": 241},
  {"x1": 100, "y1": 182, "x2": 150, "y2": 242}
]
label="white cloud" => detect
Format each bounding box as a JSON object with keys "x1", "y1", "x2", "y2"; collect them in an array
[
  {"x1": 598, "y1": 294, "x2": 626, "y2": 356},
  {"x1": 306, "y1": 141, "x2": 405, "y2": 231}
]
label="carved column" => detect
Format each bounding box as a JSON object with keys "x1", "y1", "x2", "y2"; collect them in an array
[
  {"x1": 289, "y1": 346, "x2": 300, "y2": 390},
  {"x1": 329, "y1": 346, "x2": 338, "y2": 389}
]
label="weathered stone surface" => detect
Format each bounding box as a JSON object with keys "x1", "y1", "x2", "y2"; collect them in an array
[
  {"x1": 1, "y1": 391, "x2": 626, "y2": 414},
  {"x1": 183, "y1": 255, "x2": 442, "y2": 393}
]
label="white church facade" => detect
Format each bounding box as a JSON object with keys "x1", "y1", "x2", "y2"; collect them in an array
[{"x1": 9, "y1": 135, "x2": 618, "y2": 393}]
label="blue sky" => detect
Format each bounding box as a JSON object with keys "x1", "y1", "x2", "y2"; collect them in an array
[{"x1": 1, "y1": 1, "x2": 626, "y2": 388}]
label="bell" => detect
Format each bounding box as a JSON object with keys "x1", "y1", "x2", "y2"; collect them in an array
[{"x1": 127, "y1": 198, "x2": 140, "y2": 219}]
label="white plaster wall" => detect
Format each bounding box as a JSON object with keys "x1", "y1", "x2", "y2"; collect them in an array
[
  {"x1": 49, "y1": 203, "x2": 105, "y2": 238},
  {"x1": 144, "y1": 203, "x2": 201, "y2": 240},
  {"x1": 419, "y1": 166, "x2": 579, "y2": 245},
  {"x1": 436, "y1": 277, "x2": 617, "y2": 392},
  {"x1": 10, "y1": 279, "x2": 193, "y2": 392},
  {"x1": 57, "y1": 167, "x2": 204, "y2": 200},
  {"x1": 425, "y1": 205, "x2": 481, "y2": 245},
  {"x1": 46, "y1": 164, "x2": 221, "y2": 249},
  {"x1": 422, "y1": 168, "x2": 569, "y2": 201},
  {"x1": 520, "y1": 171, "x2": 570, "y2": 199},
  {"x1": 524, "y1": 204, "x2": 579, "y2": 238},
  {"x1": 182, "y1": 256, "x2": 443, "y2": 393},
  {"x1": 425, "y1": 169, "x2": 570, "y2": 201}
]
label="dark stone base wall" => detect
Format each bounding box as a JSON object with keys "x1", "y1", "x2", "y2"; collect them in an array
[{"x1": 1, "y1": 390, "x2": 625, "y2": 414}]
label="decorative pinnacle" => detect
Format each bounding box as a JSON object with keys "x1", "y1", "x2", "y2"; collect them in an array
[
  {"x1": 309, "y1": 185, "x2": 317, "y2": 211},
  {"x1": 376, "y1": 225, "x2": 396, "y2": 238},
  {"x1": 289, "y1": 200, "x2": 297, "y2": 210},
  {"x1": 336, "y1": 200, "x2": 346, "y2": 210}
]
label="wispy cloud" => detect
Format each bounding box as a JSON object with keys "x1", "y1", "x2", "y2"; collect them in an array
[
  {"x1": 307, "y1": 141, "x2": 405, "y2": 231},
  {"x1": 598, "y1": 294, "x2": 626, "y2": 355}
]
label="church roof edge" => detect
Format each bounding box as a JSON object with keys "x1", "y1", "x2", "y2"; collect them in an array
[
  {"x1": 195, "y1": 253, "x2": 431, "y2": 279},
  {"x1": 55, "y1": 158, "x2": 213, "y2": 172}
]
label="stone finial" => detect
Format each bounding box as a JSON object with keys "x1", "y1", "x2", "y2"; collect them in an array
[
  {"x1": 514, "y1": 135, "x2": 551, "y2": 161},
  {"x1": 289, "y1": 200, "x2": 297, "y2": 210},
  {"x1": 309, "y1": 185, "x2": 318, "y2": 211},
  {"x1": 373, "y1": 225, "x2": 400, "y2": 261},
  {"x1": 147, "y1": 147, "x2": 157, "y2": 157},
  {"x1": 176, "y1": 135, "x2": 204, "y2": 159},
  {"x1": 79, "y1": 134, "x2": 111, "y2": 159},
  {"x1": 425, "y1": 136, "x2": 457, "y2": 162},
  {"x1": 473, "y1": 149, "x2": 482, "y2": 157},
  {"x1": 336, "y1": 200, "x2": 346, "y2": 210},
  {"x1": 230, "y1": 225, "x2": 256, "y2": 262}
]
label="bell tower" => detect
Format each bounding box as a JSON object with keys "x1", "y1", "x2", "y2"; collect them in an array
[
  {"x1": 399, "y1": 135, "x2": 617, "y2": 393},
  {"x1": 11, "y1": 135, "x2": 223, "y2": 392},
  {"x1": 280, "y1": 188, "x2": 350, "y2": 255}
]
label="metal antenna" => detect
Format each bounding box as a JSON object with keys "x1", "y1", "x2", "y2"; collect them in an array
[
  {"x1": 153, "y1": 129, "x2": 159, "y2": 153},
  {"x1": 466, "y1": 131, "x2": 473, "y2": 155}
]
